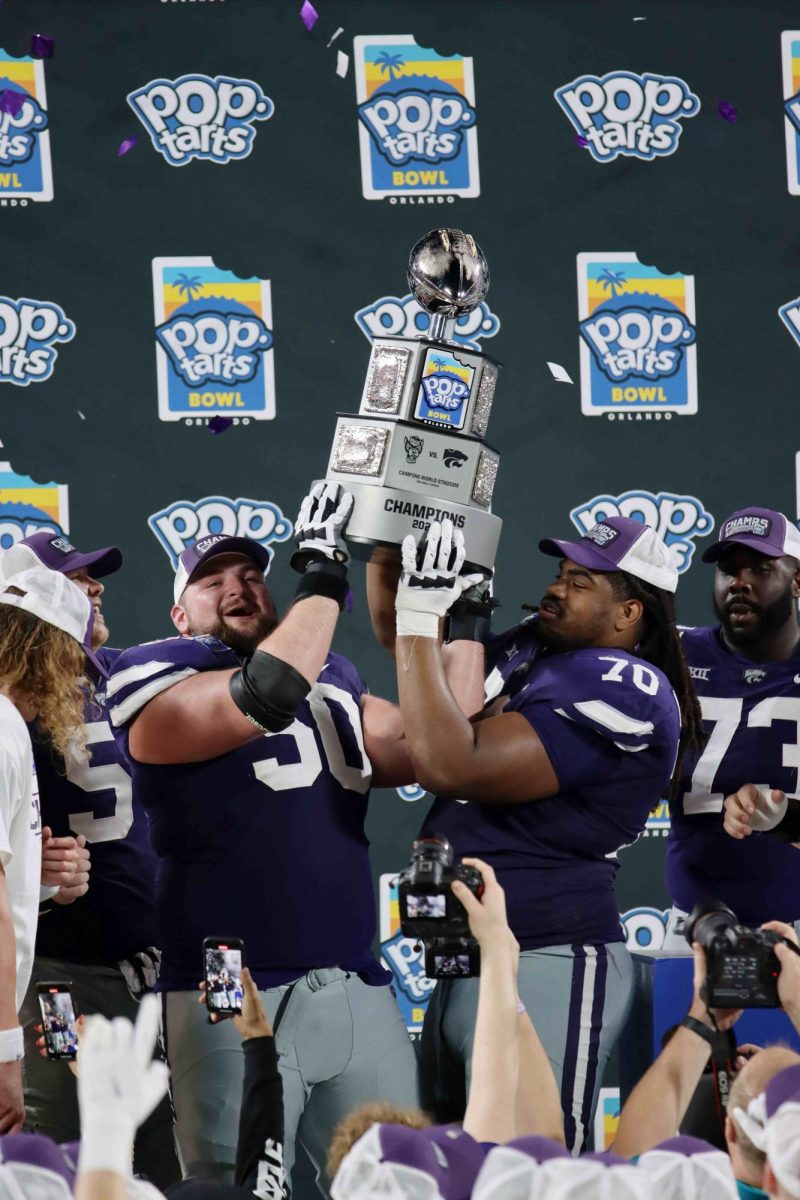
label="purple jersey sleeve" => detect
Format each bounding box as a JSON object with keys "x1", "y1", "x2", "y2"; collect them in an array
[
  {"x1": 512, "y1": 649, "x2": 678, "y2": 790},
  {"x1": 107, "y1": 635, "x2": 238, "y2": 736}
]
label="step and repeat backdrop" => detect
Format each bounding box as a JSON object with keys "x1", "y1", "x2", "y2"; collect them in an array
[{"x1": 2, "y1": 0, "x2": 800, "y2": 1134}]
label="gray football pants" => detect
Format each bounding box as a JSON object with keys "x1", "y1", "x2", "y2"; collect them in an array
[
  {"x1": 163, "y1": 968, "x2": 419, "y2": 1196},
  {"x1": 20, "y1": 956, "x2": 181, "y2": 1188},
  {"x1": 425, "y1": 941, "x2": 633, "y2": 1155}
]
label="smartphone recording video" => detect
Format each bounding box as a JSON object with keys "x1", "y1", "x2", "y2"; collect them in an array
[
  {"x1": 203, "y1": 937, "x2": 245, "y2": 1017},
  {"x1": 36, "y1": 982, "x2": 78, "y2": 1060}
]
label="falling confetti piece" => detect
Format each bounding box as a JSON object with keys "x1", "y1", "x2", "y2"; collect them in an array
[
  {"x1": 208, "y1": 416, "x2": 233, "y2": 435},
  {"x1": 326, "y1": 26, "x2": 344, "y2": 48},
  {"x1": 0, "y1": 90, "x2": 24, "y2": 117},
  {"x1": 30, "y1": 33, "x2": 55, "y2": 58},
  {"x1": 336, "y1": 51, "x2": 349, "y2": 78},
  {"x1": 633, "y1": 15, "x2": 647, "y2": 19},
  {"x1": 547, "y1": 362, "x2": 574, "y2": 384},
  {"x1": 77, "y1": 410, "x2": 86, "y2": 420},
  {"x1": 574, "y1": 134, "x2": 589, "y2": 147},
  {"x1": 300, "y1": 1, "x2": 318, "y2": 32},
  {"x1": 345, "y1": 589, "x2": 353, "y2": 613},
  {"x1": 718, "y1": 100, "x2": 738, "y2": 123},
  {"x1": 117, "y1": 136, "x2": 138, "y2": 157}
]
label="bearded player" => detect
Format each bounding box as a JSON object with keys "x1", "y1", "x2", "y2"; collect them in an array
[
  {"x1": 664, "y1": 507, "x2": 800, "y2": 948},
  {"x1": 107, "y1": 483, "x2": 479, "y2": 1194},
  {"x1": 388, "y1": 515, "x2": 703, "y2": 1153}
]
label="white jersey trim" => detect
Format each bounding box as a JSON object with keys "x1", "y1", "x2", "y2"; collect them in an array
[
  {"x1": 106, "y1": 658, "x2": 179, "y2": 698},
  {"x1": 109, "y1": 668, "x2": 197, "y2": 727},
  {"x1": 573, "y1": 699, "x2": 654, "y2": 738}
]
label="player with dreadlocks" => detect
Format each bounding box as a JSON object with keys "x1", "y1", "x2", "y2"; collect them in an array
[{"x1": 386, "y1": 515, "x2": 702, "y2": 1154}]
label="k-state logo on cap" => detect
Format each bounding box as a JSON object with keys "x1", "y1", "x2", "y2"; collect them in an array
[
  {"x1": 723, "y1": 516, "x2": 771, "y2": 539},
  {"x1": 584, "y1": 522, "x2": 619, "y2": 547},
  {"x1": 49, "y1": 536, "x2": 75, "y2": 554},
  {"x1": 195, "y1": 535, "x2": 229, "y2": 554}
]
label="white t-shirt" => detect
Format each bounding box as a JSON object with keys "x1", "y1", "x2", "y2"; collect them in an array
[{"x1": 0, "y1": 694, "x2": 40, "y2": 1011}]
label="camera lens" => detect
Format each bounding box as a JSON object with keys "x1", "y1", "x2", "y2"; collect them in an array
[
  {"x1": 684, "y1": 900, "x2": 738, "y2": 949},
  {"x1": 410, "y1": 834, "x2": 454, "y2": 867}
]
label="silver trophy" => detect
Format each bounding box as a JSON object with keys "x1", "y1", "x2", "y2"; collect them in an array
[{"x1": 321, "y1": 228, "x2": 502, "y2": 572}]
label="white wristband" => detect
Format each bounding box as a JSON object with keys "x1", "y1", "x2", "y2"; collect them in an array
[
  {"x1": 78, "y1": 1115, "x2": 136, "y2": 1177},
  {"x1": 0, "y1": 1026, "x2": 23, "y2": 1062},
  {"x1": 396, "y1": 611, "x2": 440, "y2": 639}
]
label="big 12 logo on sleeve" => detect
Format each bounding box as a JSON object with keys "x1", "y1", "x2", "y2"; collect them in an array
[
  {"x1": 577, "y1": 252, "x2": 698, "y2": 419},
  {"x1": 0, "y1": 49, "x2": 52, "y2": 203},
  {"x1": 152, "y1": 257, "x2": 275, "y2": 424},
  {"x1": 354, "y1": 35, "x2": 479, "y2": 201}
]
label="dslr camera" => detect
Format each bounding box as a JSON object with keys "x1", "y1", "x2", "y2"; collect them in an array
[
  {"x1": 685, "y1": 900, "x2": 800, "y2": 1008},
  {"x1": 397, "y1": 834, "x2": 484, "y2": 979}
]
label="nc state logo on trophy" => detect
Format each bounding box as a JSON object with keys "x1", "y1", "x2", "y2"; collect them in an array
[{"x1": 321, "y1": 228, "x2": 502, "y2": 572}]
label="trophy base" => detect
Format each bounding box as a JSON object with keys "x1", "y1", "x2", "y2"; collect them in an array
[{"x1": 318, "y1": 479, "x2": 502, "y2": 574}]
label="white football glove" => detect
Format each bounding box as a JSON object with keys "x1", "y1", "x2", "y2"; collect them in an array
[
  {"x1": 396, "y1": 519, "x2": 483, "y2": 638},
  {"x1": 291, "y1": 482, "x2": 353, "y2": 570},
  {"x1": 77, "y1": 994, "x2": 169, "y2": 1177}
]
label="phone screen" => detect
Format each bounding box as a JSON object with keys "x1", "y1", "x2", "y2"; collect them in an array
[
  {"x1": 204, "y1": 943, "x2": 244, "y2": 1014},
  {"x1": 37, "y1": 985, "x2": 78, "y2": 1059}
]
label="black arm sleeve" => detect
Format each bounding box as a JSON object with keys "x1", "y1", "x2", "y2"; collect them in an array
[{"x1": 234, "y1": 1036, "x2": 289, "y2": 1198}]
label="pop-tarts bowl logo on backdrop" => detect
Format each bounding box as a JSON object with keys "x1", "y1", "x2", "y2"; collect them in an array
[
  {"x1": 152, "y1": 257, "x2": 275, "y2": 425},
  {"x1": 379, "y1": 872, "x2": 435, "y2": 1034},
  {"x1": 781, "y1": 33, "x2": 800, "y2": 195},
  {"x1": 0, "y1": 462, "x2": 68, "y2": 548},
  {"x1": 570, "y1": 491, "x2": 714, "y2": 574},
  {"x1": 355, "y1": 293, "x2": 499, "y2": 351},
  {"x1": 555, "y1": 71, "x2": 700, "y2": 162},
  {"x1": 354, "y1": 35, "x2": 479, "y2": 201},
  {"x1": 148, "y1": 496, "x2": 292, "y2": 570},
  {"x1": 622, "y1": 906, "x2": 669, "y2": 952},
  {"x1": 577, "y1": 253, "x2": 698, "y2": 418},
  {"x1": 128, "y1": 75, "x2": 273, "y2": 167},
  {"x1": 0, "y1": 49, "x2": 52, "y2": 203},
  {"x1": 778, "y1": 293, "x2": 800, "y2": 348},
  {"x1": 0, "y1": 298, "x2": 75, "y2": 386}
]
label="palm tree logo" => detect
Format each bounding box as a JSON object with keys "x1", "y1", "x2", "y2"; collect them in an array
[
  {"x1": 375, "y1": 52, "x2": 406, "y2": 82},
  {"x1": 432, "y1": 356, "x2": 448, "y2": 372},
  {"x1": 175, "y1": 274, "x2": 203, "y2": 302},
  {"x1": 598, "y1": 269, "x2": 627, "y2": 298}
]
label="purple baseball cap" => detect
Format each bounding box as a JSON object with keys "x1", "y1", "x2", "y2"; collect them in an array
[
  {"x1": 331, "y1": 1123, "x2": 486, "y2": 1200},
  {"x1": 701, "y1": 507, "x2": 800, "y2": 563},
  {"x1": 173, "y1": 536, "x2": 272, "y2": 604},
  {"x1": 0, "y1": 1133, "x2": 75, "y2": 1200},
  {"x1": 539, "y1": 515, "x2": 678, "y2": 594},
  {"x1": 12, "y1": 531, "x2": 122, "y2": 579}
]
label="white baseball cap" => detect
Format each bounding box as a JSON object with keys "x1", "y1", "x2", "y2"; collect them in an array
[
  {"x1": 0, "y1": 567, "x2": 107, "y2": 679},
  {"x1": 539, "y1": 515, "x2": 678, "y2": 594}
]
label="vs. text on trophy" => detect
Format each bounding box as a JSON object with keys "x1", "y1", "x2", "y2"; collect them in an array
[{"x1": 320, "y1": 228, "x2": 503, "y2": 573}]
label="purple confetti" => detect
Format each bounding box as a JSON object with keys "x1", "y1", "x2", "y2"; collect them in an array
[
  {"x1": 117, "y1": 136, "x2": 138, "y2": 157},
  {"x1": 0, "y1": 90, "x2": 24, "y2": 117},
  {"x1": 718, "y1": 100, "x2": 738, "y2": 123},
  {"x1": 345, "y1": 588, "x2": 353, "y2": 614},
  {"x1": 300, "y1": 0, "x2": 319, "y2": 31},
  {"x1": 208, "y1": 416, "x2": 234, "y2": 435},
  {"x1": 574, "y1": 134, "x2": 589, "y2": 147},
  {"x1": 30, "y1": 33, "x2": 55, "y2": 59}
]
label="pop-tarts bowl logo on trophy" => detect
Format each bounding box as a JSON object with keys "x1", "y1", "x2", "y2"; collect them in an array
[
  {"x1": 415, "y1": 349, "x2": 474, "y2": 429},
  {"x1": 577, "y1": 253, "x2": 698, "y2": 419},
  {"x1": 152, "y1": 257, "x2": 275, "y2": 425},
  {"x1": 354, "y1": 35, "x2": 479, "y2": 201},
  {"x1": 128, "y1": 74, "x2": 273, "y2": 166},
  {"x1": 0, "y1": 49, "x2": 52, "y2": 203},
  {"x1": 555, "y1": 71, "x2": 700, "y2": 163}
]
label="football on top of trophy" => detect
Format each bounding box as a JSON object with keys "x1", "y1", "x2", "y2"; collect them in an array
[{"x1": 407, "y1": 228, "x2": 489, "y2": 318}]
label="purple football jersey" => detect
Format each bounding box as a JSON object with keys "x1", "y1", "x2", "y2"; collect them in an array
[
  {"x1": 667, "y1": 625, "x2": 800, "y2": 924},
  {"x1": 107, "y1": 636, "x2": 388, "y2": 990},
  {"x1": 422, "y1": 621, "x2": 681, "y2": 948},
  {"x1": 32, "y1": 646, "x2": 159, "y2": 965}
]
